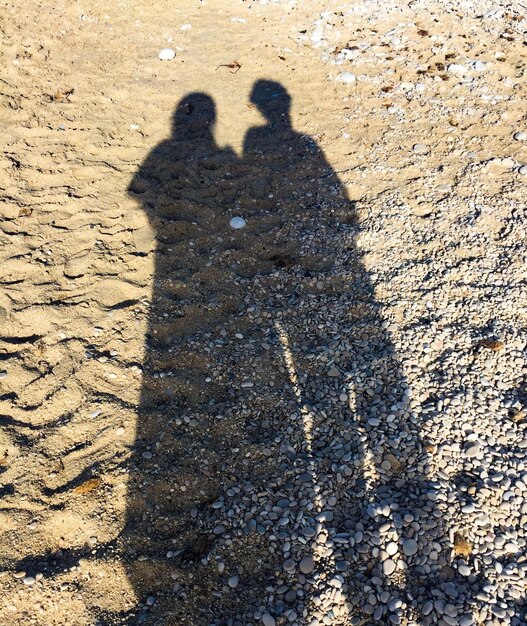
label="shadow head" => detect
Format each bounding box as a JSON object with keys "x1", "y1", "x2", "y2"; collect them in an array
[
  {"x1": 172, "y1": 92, "x2": 216, "y2": 136},
  {"x1": 250, "y1": 80, "x2": 291, "y2": 124}
]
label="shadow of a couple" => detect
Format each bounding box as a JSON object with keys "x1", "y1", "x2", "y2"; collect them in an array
[{"x1": 123, "y1": 80, "x2": 463, "y2": 625}]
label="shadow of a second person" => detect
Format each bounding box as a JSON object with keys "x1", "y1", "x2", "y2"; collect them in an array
[{"x1": 123, "y1": 81, "x2": 459, "y2": 625}]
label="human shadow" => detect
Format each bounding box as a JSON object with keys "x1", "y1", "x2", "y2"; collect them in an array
[{"x1": 123, "y1": 83, "x2": 477, "y2": 625}]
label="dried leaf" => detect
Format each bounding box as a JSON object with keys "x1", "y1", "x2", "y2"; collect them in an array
[
  {"x1": 478, "y1": 338, "x2": 504, "y2": 351},
  {"x1": 511, "y1": 409, "x2": 526, "y2": 423},
  {"x1": 73, "y1": 477, "x2": 102, "y2": 494},
  {"x1": 45, "y1": 88, "x2": 74, "y2": 102},
  {"x1": 453, "y1": 532, "x2": 472, "y2": 557},
  {"x1": 384, "y1": 452, "x2": 404, "y2": 473},
  {"x1": 215, "y1": 61, "x2": 241, "y2": 74}
]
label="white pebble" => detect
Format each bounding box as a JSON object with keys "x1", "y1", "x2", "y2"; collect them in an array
[
  {"x1": 413, "y1": 143, "x2": 430, "y2": 155},
  {"x1": 469, "y1": 60, "x2": 486, "y2": 71},
  {"x1": 448, "y1": 63, "x2": 468, "y2": 75},
  {"x1": 229, "y1": 216, "x2": 246, "y2": 229},
  {"x1": 336, "y1": 72, "x2": 356, "y2": 84},
  {"x1": 513, "y1": 131, "x2": 526, "y2": 141},
  {"x1": 159, "y1": 48, "x2": 175, "y2": 61}
]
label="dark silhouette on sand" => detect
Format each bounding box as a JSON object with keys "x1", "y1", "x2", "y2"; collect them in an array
[{"x1": 122, "y1": 81, "x2": 472, "y2": 625}]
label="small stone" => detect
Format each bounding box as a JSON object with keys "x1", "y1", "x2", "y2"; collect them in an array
[
  {"x1": 159, "y1": 48, "x2": 175, "y2": 61},
  {"x1": 142, "y1": 451, "x2": 153, "y2": 459},
  {"x1": 458, "y1": 564, "x2": 471, "y2": 576},
  {"x1": 465, "y1": 444, "x2": 480, "y2": 458},
  {"x1": 299, "y1": 555, "x2": 315, "y2": 574},
  {"x1": 285, "y1": 589, "x2": 297, "y2": 603},
  {"x1": 13, "y1": 571, "x2": 26, "y2": 579},
  {"x1": 230, "y1": 216, "x2": 246, "y2": 229},
  {"x1": 0, "y1": 371, "x2": 7, "y2": 379},
  {"x1": 402, "y1": 538, "x2": 418, "y2": 557},
  {"x1": 413, "y1": 143, "x2": 430, "y2": 154},
  {"x1": 470, "y1": 60, "x2": 486, "y2": 71},
  {"x1": 262, "y1": 614, "x2": 276, "y2": 626},
  {"x1": 386, "y1": 541, "x2": 398, "y2": 556},
  {"x1": 146, "y1": 596, "x2": 156, "y2": 606},
  {"x1": 327, "y1": 367, "x2": 340, "y2": 377},
  {"x1": 383, "y1": 559, "x2": 396, "y2": 575},
  {"x1": 23, "y1": 576, "x2": 36, "y2": 586},
  {"x1": 337, "y1": 72, "x2": 356, "y2": 84},
  {"x1": 519, "y1": 165, "x2": 527, "y2": 175},
  {"x1": 475, "y1": 512, "x2": 489, "y2": 526},
  {"x1": 284, "y1": 559, "x2": 295, "y2": 572},
  {"x1": 228, "y1": 576, "x2": 239, "y2": 588},
  {"x1": 513, "y1": 131, "x2": 527, "y2": 141},
  {"x1": 448, "y1": 63, "x2": 468, "y2": 75},
  {"x1": 422, "y1": 601, "x2": 434, "y2": 616}
]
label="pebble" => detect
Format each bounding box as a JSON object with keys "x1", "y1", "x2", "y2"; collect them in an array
[
  {"x1": 448, "y1": 63, "x2": 468, "y2": 75},
  {"x1": 459, "y1": 564, "x2": 471, "y2": 576},
  {"x1": 465, "y1": 444, "x2": 480, "y2": 458},
  {"x1": 229, "y1": 216, "x2": 247, "y2": 229},
  {"x1": 469, "y1": 60, "x2": 486, "y2": 71},
  {"x1": 158, "y1": 48, "x2": 175, "y2": 61},
  {"x1": 23, "y1": 576, "x2": 36, "y2": 586},
  {"x1": 519, "y1": 165, "x2": 527, "y2": 175},
  {"x1": 299, "y1": 556, "x2": 315, "y2": 574},
  {"x1": 262, "y1": 614, "x2": 276, "y2": 626},
  {"x1": 383, "y1": 559, "x2": 396, "y2": 575},
  {"x1": 337, "y1": 72, "x2": 356, "y2": 84},
  {"x1": 402, "y1": 538, "x2": 418, "y2": 556},
  {"x1": 412, "y1": 143, "x2": 430, "y2": 154},
  {"x1": 285, "y1": 589, "x2": 297, "y2": 603},
  {"x1": 513, "y1": 131, "x2": 527, "y2": 141},
  {"x1": 228, "y1": 576, "x2": 239, "y2": 588}
]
